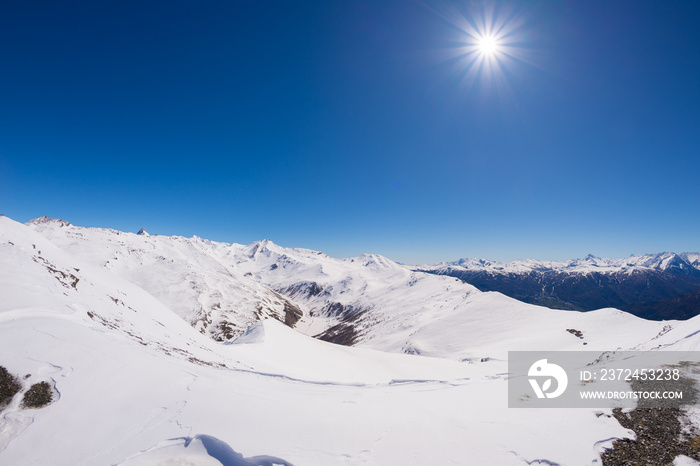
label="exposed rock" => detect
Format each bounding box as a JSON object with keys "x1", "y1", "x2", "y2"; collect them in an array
[
  {"x1": 21, "y1": 381, "x2": 54, "y2": 409},
  {"x1": 0, "y1": 366, "x2": 21, "y2": 410}
]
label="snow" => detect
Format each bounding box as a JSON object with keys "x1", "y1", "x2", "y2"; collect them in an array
[
  {"x1": 119, "y1": 434, "x2": 295, "y2": 466},
  {"x1": 24, "y1": 219, "x2": 302, "y2": 342},
  {"x1": 428, "y1": 251, "x2": 700, "y2": 275},
  {"x1": 682, "y1": 252, "x2": 700, "y2": 269},
  {"x1": 227, "y1": 319, "x2": 473, "y2": 384},
  {"x1": 0, "y1": 310, "x2": 632, "y2": 465},
  {"x1": 1, "y1": 215, "x2": 699, "y2": 464},
  {"x1": 674, "y1": 455, "x2": 700, "y2": 466}
]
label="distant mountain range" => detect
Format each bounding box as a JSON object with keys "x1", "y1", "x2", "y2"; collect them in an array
[{"x1": 419, "y1": 252, "x2": 700, "y2": 320}]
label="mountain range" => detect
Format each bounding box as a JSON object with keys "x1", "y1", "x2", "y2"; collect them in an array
[
  {"x1": 1, "y1": 215, "x2": 700, "y2": 464},
  {"x1": 419, "y1": 252, "x2": 700, "y2": 320}
]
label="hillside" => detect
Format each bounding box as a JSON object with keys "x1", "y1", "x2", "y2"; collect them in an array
[{"x1": 1, "y1": 215, "x2": 700, "y2": 465}]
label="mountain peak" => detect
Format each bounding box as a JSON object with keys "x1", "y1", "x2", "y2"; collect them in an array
[
  {"x1": 137, "y1": 228, "x2": 150, "y2": 236},
  {"x1": 246, "y1": 239, "x2": 280, "y2": 258},
  {"x1": 355, "y1": 253, "x2": 399, "y2": 269},
  {"x1": 623, "y1": 252, "x2": 698, "y2": 274},
  {"x1": 26, "y1": 216, "x2": 72, "y2": 228}
]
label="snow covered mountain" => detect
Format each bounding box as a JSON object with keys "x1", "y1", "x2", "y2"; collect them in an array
[
  {"x1": 421, "y1": 253, "x2": 700, "y2": 320},
  {"x1": 431, "y1": 252, "x2": 700, "y2": 275},
  {"x1": 3, "y1": 215, "x2": 700, "y2": 465},
  {"x1": 26, "y1": 216, "x2": 304, "y2": 342},
  {"x1": 25, "y1": 216, "x2": 683, "y2": 360}
]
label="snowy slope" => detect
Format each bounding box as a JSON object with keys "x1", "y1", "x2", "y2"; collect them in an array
[
  {"x1": 0, "y1": 216, "x2": 231, "y2": 365},
  {"x1": 0, "y1": 215, "x2": 643, "y2": 465},
  {"x1": 26, "y1": 217, "x2": 687, "y2": 362},
  {"x1": 168, "y1": 235, "x2": 679, "y2": 361},
  {"x1": 0, "y1": 310, "x2": 634, "y2": 466},
  {"x1": 5, "y1": 215, "x2": 700, "y2": 465},
  {"x1": 27, "y1": 217, "x2": 303, "y2": 341}
]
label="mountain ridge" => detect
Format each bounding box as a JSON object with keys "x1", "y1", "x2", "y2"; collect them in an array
[
  {"x1": 20, "y1": 215, "x2": 678, "y2": 358},
  {"x1": 4, "y1": 214, "x2": 700, "y2": 464},
  {"x1": 421, "y1": 252, "x2": 700, "y2": 320},
  {"x1": 431, "y1": 251, "x2": 700, "y2": 275}
]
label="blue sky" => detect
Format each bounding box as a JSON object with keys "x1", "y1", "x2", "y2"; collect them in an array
[{"x1": 1, "y1": 1, "x2": 699, "y2": 264}]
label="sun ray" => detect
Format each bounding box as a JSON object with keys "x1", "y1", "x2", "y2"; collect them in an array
[{"x1": 424, "y1": 1, "x2": 534, "y2": 94}]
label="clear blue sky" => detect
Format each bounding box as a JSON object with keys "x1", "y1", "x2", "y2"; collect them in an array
[{"x1": 1, "y1": 1, "x2": 699, "y2": 263}]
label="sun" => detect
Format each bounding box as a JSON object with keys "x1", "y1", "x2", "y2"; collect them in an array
[
  {"x1": 477, "y1": 35, "x2": 499, "y2": 56},
  {"x1": 427, "y1": 2, "x2": 534, "y2": 92}
]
